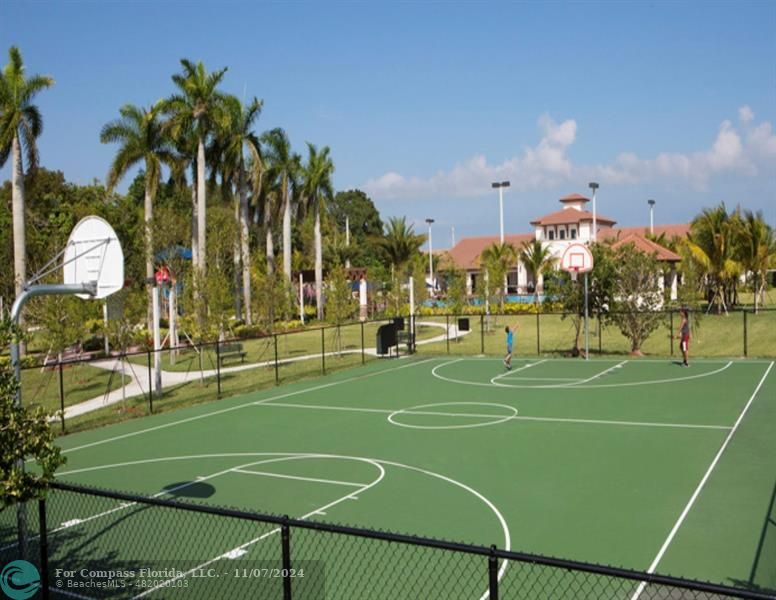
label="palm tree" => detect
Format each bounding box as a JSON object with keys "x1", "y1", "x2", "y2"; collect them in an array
[
  {"x1": 519, "y1": 239, "x2": 558, "y2": 305},
  {"x1": 0, "y1": 46, "x2": 54, "y2": 299},
  {"x1": 380, "y1": 217, "x2": 426, "y2": 275},
  {"x1": 736, "y1": 210, "x2": 775, "y2": 312},
  {"x1": 685, "y1": 204, "x2": 740, "y2": 313},
  {"x1": 101, "y1": 102, "x2": 177, "y2": 332},
  {"x1": 163, "y1": 59, "x2": 228, "y2": 278},
  {"x1": 261, "y1": 128, "x2": 300, "y2": 283},
  {"x1": 300, "y1": 143, "x2": 334, "y2": 320},
  {"x1": 211, "y1": 95, "x2": 263, "y2": 324},
  {"x1": 481, "y1": 242, "x2": 518, "y2": 312}
]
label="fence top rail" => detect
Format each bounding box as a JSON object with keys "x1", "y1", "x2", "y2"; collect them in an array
[{"x1": 47, "y1": 481, "x2": 775, "y2": 599}]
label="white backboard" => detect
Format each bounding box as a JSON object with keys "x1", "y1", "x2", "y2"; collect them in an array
[
  {"x1": 63, "y1": 216, "x2": 124, "y2": 299},
  {"x1": 560, "y1": 243, "x2": 594, "y2": 273}
]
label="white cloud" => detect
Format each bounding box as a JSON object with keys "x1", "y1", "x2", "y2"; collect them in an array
[{"x1": 363, "y1": 106, "x2": 776, "y2": 200}]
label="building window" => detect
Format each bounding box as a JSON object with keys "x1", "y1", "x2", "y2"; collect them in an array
[
  {"x1": 559, "y1": 230, "x2": 566, "y2": 240},
  {"x1": 571, "y1": 228, "x2": 577, "y2": 239},
  {"x1": 548, "y1": 230, "x2": 555, "y2": 240}
]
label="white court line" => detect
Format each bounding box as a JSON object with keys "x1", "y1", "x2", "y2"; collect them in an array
[
  {"x1": 260, "y1": 402, "x2": 731, "y2": 431},
  {"x1": 60, "y1": 358, "x2": 437, "y2": 455},
  {"x1": 561, "y1": 360, "x2": 628, "y2": 387},
  {"x1": 491, "y1": 359, "x2": 547, "y2": 384},
  {"x1": 432, "y1": 358, "x2": 734, "y2": 389},
  {"x1": 231, "y1": 468, "x2": 366, "y2": 488},
  {"x1": 132, "y1": 457, "x2": 387, "y2": 598},
  {"x1": 630, "y1": 361, "x2": 775, "y2": 600}
]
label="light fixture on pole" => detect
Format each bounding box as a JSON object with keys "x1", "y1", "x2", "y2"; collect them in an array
[
  {"x1": 491, "y1": 181, "x2": 510, "y2": 244},
  {"x1": 588, "y1": 182, "x2": 599, "y2": 242},
  {"x1": 425, "y1": 218, "x2": 435, "y2": 294},
  {"x1": 648, "y1": 199, "x2": 656, "y2": 235}
]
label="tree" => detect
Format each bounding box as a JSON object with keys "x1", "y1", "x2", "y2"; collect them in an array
[
  {"x1": 163, "y1": 59, "x2": 228, "y2": 279},
  {"x1": 300, "y1": 143, "x2": 335, "y2": 320},
  {"x1": 211, "y1": 95, "x2": 263, "y2": 325},
  {"x1": 736, "y1": 210, "x2": 775, "y2": 312},
  {"x1": 380, "y1": 217, "x2": 426, "y2": 275},
  {"x1": 0, "y1": 317, "x2": 66, "y2": 556},
  {"x1": 328, "y1": 189, "x2": 384, "y2": 266},
  {"x1": 0, "y1": 46, "x2": 54, "y2": 306},
  {"x1": 518, "y1": 239, "x2": 558, "y2": 305},
  {"x1": 609, "y1": 243, "x2": 665, "y2": 354},
  {"x1": 480, "y1": 242, "x2": 517, "y2": 312},
  {"x1": 101, "y1": 103, "x2": 177, "y2": 333},
  {"x1": 261, "y1": 128, "x2": 300, "y2": 283},
  {"x1": 684, "y1": 203, "x2": 741, "y2": 314}
]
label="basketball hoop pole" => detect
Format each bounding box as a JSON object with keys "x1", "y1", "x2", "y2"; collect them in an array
[
  {"x1": 584, "y1": 272, "x2": 589, "y2": 360},
  {"x1": 9, "y1": 282, "x2": 96, "y2": 560}
]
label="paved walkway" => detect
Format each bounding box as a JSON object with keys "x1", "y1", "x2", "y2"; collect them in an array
[{"x1": 59, "y1": 321, "x2": 469, "y2": 420}]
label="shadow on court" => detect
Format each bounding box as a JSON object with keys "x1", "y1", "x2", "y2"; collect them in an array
[
  {"x1": 161, "y1": 481, "x2": 216, "y2": 499},
  {"x1": 731, "y1": 476, "x2": 776, "y2": 594}
]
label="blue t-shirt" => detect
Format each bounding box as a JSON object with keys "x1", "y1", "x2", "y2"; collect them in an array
[{"x1": 506, "y1": 330, "x2": 514, "y2": 347}]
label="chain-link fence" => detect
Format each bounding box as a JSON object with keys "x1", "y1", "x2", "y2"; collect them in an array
[{"x1": 1, "y1": 481, "x2": 773, "y2": 599}]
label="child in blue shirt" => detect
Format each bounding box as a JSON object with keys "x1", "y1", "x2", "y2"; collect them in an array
[{"x1": 504, "y1": 323, "x2": 519, "y2": 370}]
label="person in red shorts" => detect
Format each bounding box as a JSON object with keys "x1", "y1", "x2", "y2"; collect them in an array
[{"x1": 676, "y1": 308, "x2": 690, "y2": 367}]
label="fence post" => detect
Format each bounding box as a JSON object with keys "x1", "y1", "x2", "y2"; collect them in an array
[
  {"x1": 536, "y1": 312, "x2": 540, "y2": 356},
  {"x1": 146, "y1": 351, "x2": 153, "y2": 413},
  {"x1": 446, "y1": 314, "x2": 450, "y2": 354},
  {"x1": 321, "y1": 327, "x2": 326, "y2": 375},
  {"x1": 743, "y1": 309, "x2": 748, "y2": 357},
  {"x1": 480, "y1": 314, "x2": 485, "y2": 354},
  {"x1": 39, "y1": 498, "x2": 50, "y2": 600},
  {"x1": 669, "y1": 310, "x2": 674, "y2": 356},
  {"x1": 281, "y1": 517, "x2": 292, "y2": 600},
  {"x1": 58, "y1": 362, "x2": 65, "y2": 433},
  {"x1": 215, "y1": 340, "x2": 222, "y2": 399},
  {"x1": 597, "y1": 314, "x2": 602, "y2": 355},
  {"x1": 488, "y1": 544, "x2": 499, "y2": 600},
  {"x1": 274, "y1": 334, "x2": 279, "y2": 385},
  {"x1": 361, "y1": 321, "x2": 365, "y2": 364}
]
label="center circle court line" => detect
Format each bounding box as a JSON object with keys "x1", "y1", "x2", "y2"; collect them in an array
[
  {"x1": 432, "y1": 358, "x2": 733, "y2": 389},
  {"x1": 388, "y1": 402, "x2": 518, "y2": 430},
  {"x1": 56, "y1": 451, "x2": 511, "y2": 600}
]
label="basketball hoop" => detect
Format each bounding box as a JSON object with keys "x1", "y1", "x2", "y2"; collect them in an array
[
  {"x1": 560, "y1": 243, "x2": 594, "y2": 279},
  {"x1": 63, "y1": 216, "x2": 124, "y2": 299}
]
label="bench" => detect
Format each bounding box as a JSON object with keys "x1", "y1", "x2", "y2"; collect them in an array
[
  {"x1": 218, "y1": 342, "x2": 247, "y2": 366},
  {"x1": 397, "y1": 330, "x2": 415, "y2": 354}
]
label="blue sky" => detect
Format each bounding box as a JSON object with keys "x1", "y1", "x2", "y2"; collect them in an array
[{"x1": 2, "y1": 0, "x2": 775, "y2": 248}]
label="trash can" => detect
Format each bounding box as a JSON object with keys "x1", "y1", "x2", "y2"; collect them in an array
[
  {"x1": 458, "y1": 318, "x2": 470, "y2": 332},
  {"x1": 376, "y1": 324, "x2": 397, "y2": 355}
]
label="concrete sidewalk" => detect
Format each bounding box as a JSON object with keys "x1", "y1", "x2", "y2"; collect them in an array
[{"x1": 57, "y1": 321, "x2": 469, "y2": 421}]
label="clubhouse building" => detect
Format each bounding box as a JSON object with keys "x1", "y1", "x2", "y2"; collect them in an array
[{"x1": 445, "y1": 193, "x2": 688, "y2": 301}]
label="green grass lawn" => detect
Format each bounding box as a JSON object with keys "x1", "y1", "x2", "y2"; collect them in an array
[{"x1": 20, "y1": 362, "x2": 126, "y2": 413}]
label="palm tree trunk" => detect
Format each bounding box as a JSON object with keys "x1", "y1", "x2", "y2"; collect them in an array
[
  {"x1": 239, "y1": 166, "x2": 252, "y2": 325},
  {"x1": 282, "y1": 175, "x2": 292, "y2": 282},
  {"x1": 233, "y1": 194, "x2": 242, "y2": 321},
  {"x1": 197, "y1": 137, "x2": 207, "y2": 276},
  {"x1": 265, "y1": 225, "x2": 275, "y2": 327},
  {"x1": 144, "y1": 181, "x2": 154, "y2": 335},
  {"x1": 315, "y1": 203, "x2": 323, "y2": 320},
  {"x1": 12, "y1": 135, "x2": 26, "y2": 299},
  {"x1": 191, "y1": 169, "x2": 198, "y2": 270}
]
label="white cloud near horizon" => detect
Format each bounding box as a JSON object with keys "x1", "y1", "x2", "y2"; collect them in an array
[{"x1": 363, "y1": 107, "x2": 776, "y2": 200}]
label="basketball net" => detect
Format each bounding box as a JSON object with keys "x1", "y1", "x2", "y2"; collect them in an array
[{"x1": 570, "y1": 268, "x2": 578, "y2": 282}]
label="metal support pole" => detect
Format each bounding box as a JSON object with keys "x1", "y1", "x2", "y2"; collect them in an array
[
  {"x1": 536, "y1": 311, "x2": 540, "y2": 356},
  {"x1": 743, "y1": 309, "x2": 748, "y2": 358},
  {"x1": 321, "y1": 327, "x2": 326, "y2": 375},
  {"x1": 360, "y1": 321, "x2": 365, "y2": 364},
  {"x1": 597, "y1": 314, "x2": 602, "y2": 355},
  {"x1": 584, "y1": 273, "x2": 590, "y2": 360},
  {"x1": 480, "y1": 314, "x2": 485, "y2": 354},
  {"x1": 274, "y1": 334, "x2": 279, "y2": 385},
  {"x1": 215, "y1": 340, "x2": 222, "y2": 399},
  {"x1": 488, "y1": 545, "x2": 499, "y2": 600},
  {"x1": 39, "y1": 498, "x2": 50, "y2": 600},
  {"x1": 146, "y1": 351, "x2": 153, "y2": 413},
  {"x1": 446, "y1": 314, "x2": 450, "y2": 354},
  {"x1": 669, "y1": 310, "x2": 674, "y2": 356},
  {"x1": 58, "y1": 361, "x2": 65, "y2": 433},
  {"x1": 281, "y1": 518, "x2": 292, "y2": 600},
  {"x1": 152, "y1": 286, "x2": 162, "y2": 396}
]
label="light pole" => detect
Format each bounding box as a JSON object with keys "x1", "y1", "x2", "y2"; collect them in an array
[
  {"x1": 648, "y1": 199, "x2": 655, "y2": 235},
  {"x1": 491, "y1": 181, "x2": 510, "y2": 244},
  {"x1": 425, "y1": 218, "x2": 435, "y2": 295},
  {"x1": 588, "y1": 182, "x2": 599, "y2": 242}
]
